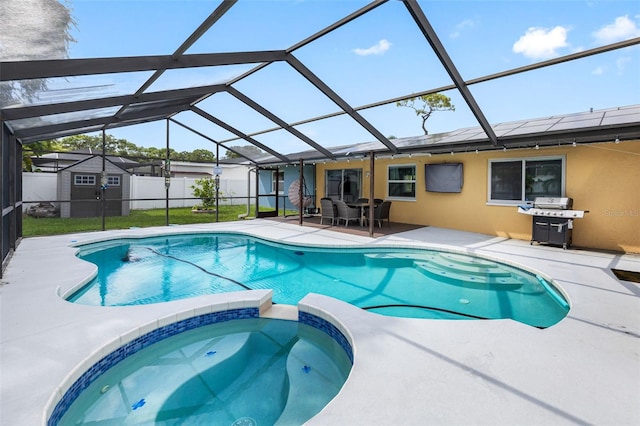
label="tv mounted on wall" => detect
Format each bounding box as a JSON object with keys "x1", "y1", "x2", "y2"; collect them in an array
[{"x1": 425, "y1": 163, "x2": 463, "y2": 193}]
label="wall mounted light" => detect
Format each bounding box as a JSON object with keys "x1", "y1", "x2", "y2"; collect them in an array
[
  {"x1": 615, "y1": 136, "x2": 620, "y2": 144},
  {"x1": 572, "y1": 140, "x2": 577, "y2": 147},
  {"x1": 503, "y1": 146, "x2": 507, "y2": 152},
  {"x1": 535, "y1": 144, "x2": 539, "y2": 150}
]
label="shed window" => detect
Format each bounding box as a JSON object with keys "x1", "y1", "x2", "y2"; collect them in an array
[
  {"x1": 107, "y1": 176, "x2": 120, "y2": 186},
  {"x1": 74, "y1": 175, "x2": 96, "y2": 186},
  {"x1": 488, "y1": 156, "x2": 564, "y2": 204}
]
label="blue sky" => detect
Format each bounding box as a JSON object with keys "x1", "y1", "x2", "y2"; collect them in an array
[{"x1": 51, "y1": 1, "x2": 640, "y2": 154}]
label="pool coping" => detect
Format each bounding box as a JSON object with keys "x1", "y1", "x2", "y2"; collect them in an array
[{"x1": 1, "y1": 220, "x2": 639, "y2": 425}]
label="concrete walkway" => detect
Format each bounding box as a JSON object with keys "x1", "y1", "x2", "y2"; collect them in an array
[{"x1": 1, "y1": 220, "x2": 639, "y2": 425}]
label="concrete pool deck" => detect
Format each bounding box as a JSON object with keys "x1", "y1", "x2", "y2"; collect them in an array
[{"x1": 1, "y1": 220, "x2": 639, "y2": 425}]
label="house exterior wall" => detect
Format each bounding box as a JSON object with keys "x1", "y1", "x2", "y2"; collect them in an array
[
  {"x1": 258, "y1": 165, "x2": 316, "y2": 211},
  {"x1": 315, "y1": 140, "x2": 639, "y2": 253}
]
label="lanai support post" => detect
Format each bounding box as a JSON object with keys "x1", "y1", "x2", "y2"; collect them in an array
[
  {"x1": 164, "y1": 119, "x2": 170, "y2": 226},
  {"x1": 299, "y1": 159, "x2": 304, "y2": 225},
  {"x1": 215, "y1": 143, "x2": 220, "y2": 222},
  {"x1": 368, "y1": 151, "x2": 375, "y2": 237},
  {"x1": 101, "y1": 130, "x2": 106, "y2": 231}
]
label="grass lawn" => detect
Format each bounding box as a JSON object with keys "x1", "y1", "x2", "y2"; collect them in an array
[{"x1": 22, "y1": 206, "x2": 264, "y2": 237}]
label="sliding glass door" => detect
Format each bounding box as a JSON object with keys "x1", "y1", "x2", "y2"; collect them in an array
[{"x1": 325, "y1": 168, "x2": 362, "y2": 202}]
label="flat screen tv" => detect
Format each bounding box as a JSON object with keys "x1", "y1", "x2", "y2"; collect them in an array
[{"x1": 425, "y1": 163, "x2": 463, "y2": 193}]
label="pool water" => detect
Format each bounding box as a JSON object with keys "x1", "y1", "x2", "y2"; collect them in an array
[
  {"x1": 69, "y1": 233, "x2": 569, "y2": 328},
  {"x1": 57, "y1": 318, "x2": 352, "y2": 425}
]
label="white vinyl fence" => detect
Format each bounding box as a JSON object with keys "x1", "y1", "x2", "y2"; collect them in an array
[{"x1": 22, "y1": 173, "x2": 254, "y2": 211}]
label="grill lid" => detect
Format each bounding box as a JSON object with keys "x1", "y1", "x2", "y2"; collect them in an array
[{"x1": 533, "y1": 197, "x2": 573, "y2": 210}]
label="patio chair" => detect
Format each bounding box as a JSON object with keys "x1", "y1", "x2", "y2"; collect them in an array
[
  {"x1": 335, "y1": 200, "x2": 361, "y2": 227},
  {"x1": 368, "y1": 200, "x2": 392, "y2": 228},
  {"x1": 320, "y1": 197, "x2": 337, "y2": 225}
]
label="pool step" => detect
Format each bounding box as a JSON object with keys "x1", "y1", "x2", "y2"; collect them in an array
[
  {"x1": 422, "y1": 253, "x2": 512, "y2": 277},
  {"x1": 363, "y1": 253, "x2": 418, "y2": 268},
  {"x1": 276, "y1": 339, "x2": 346, "y2": 425},
  {"x1": 154, "y1": 332, "x2": 253, "y2": 422},
  {"x1": 437, "y1": 252, "x2": 497, "y2": 268},
  {"x1": 414, "y1": 261, "x2": 523, "y2": 289}
]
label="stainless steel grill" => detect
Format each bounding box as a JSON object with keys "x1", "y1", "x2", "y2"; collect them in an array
[{"x1": 518, "y1": 197, "x2": 588, "y2": 249}]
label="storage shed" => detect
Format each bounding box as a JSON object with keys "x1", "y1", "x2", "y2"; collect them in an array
[{"x1": 57, "y1": 155, "x2": 131, "y2": 218}]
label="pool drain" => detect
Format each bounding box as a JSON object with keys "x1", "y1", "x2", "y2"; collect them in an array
[{"x1": 232, "y1": 417, "x2": 257, "y2": 426}]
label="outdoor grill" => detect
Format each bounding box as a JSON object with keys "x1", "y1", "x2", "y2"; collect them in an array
[{"x1": 518, "y1": 197, "x2": 588, "y2": 249}]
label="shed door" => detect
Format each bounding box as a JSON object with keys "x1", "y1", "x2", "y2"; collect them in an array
[
  {"x1": 70, "y1": 173, "x2": 100, "y2": 217},
  {"x1": 70, "y1": 173, "x2": 123, "y2": 217},
  {"x1": 102, "y1": 175, "x2": 123, "y2": 216}
]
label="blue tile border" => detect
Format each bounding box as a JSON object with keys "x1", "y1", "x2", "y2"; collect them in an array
[
  {"x1": 47, "y1": 307, "x2": 355, "y2": 426},
  {"x1": 299, "y1": 311, "x2": 354, "y2": 364},
  {"x1": 47, "y1": 307, "x2": 258, "y2": 426}
]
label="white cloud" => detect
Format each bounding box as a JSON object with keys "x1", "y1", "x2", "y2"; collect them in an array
[
  {"x1": 592, "y1": 66, "x2": 605, "y2": 75},
  {"x1": 450, "y1": 19, "x2": 476, "y2": 39},
  {"x1": 512, "y1": 26, "x2": 569, "y2": 60},
  {"x1": 353, "y1": 39, "x2": 391, "y2": 56},
  {"x1": 593, "y1": 15, "x2": 640, "y2": 44}
]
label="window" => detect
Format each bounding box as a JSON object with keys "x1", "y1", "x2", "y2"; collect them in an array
[
  {"x1": 388, "y1": 164, "x2": 416, "y2": 199},
  {"x1": 272, "y1": 171, "x2": 284, "y2": 194},
  {"x1": 74, "y1": 175, "x2": 96, "y2": 185},
  {"x1": 107, "y1": 176, "x2": 120, "y2": 186},
  {"x1": 489, "y1": 156, "x2": 564, "y2": 204}
]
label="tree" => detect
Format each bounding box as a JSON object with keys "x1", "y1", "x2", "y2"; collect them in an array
[
  {"x1": 57, "y1": 134, "x2": 142, "y2": 156},
  {"x1": 396, "y1": 93, "x2": 455, "y2": 135},
  {"x1": 191, "y1": 177, "x2": 217, "y2": 209},
  {"x1": 0, "y1": 0, "x2": 75, "y2": 106},
  {"x1": 22, "y1": 139, "x2": 63, "y2": 171},
  {"x1": 52, "y1": 135, "x2": 215, "y2": 162}
]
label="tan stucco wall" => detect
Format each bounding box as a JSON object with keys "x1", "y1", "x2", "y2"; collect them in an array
[{"x1": 315, "y1": 140, "x2": 639, "y2": 253}]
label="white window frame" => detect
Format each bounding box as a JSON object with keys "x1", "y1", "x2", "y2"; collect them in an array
[
  {"x1": 272, "y1": 170, "x2": 284, "y2": 194},
  {"x1": 107, "y1": 175, "x2": 120, "y2": 186},
  {"x1": 387, "y1": 164, "x2": 417, "y2": 201},
  {"x1": 487, "y1": 155, "x2": 566, "y2": 205},
  {"x1": 74, "y1": 175, "x2": 96, "y2": 186}
]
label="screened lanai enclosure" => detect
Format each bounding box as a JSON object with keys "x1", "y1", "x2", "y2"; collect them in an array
[{"x1": 2, "y1": 0, "x2": 640, "y2": 275}]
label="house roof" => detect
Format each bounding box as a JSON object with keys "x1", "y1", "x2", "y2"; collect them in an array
[
  {"x1": 57, "y1": 154, "x2": 133, "y2": 174},
  {"x1": 2, "y1": 1, "x2": 639, "y2": 166},
  {"x1": 252, "y1": 104, "x2": 640, "y2": 165}
]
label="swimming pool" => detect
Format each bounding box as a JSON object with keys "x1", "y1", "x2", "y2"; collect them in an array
[
  {"x1": 68, "y1": 233, "x2": 569, "y2": 328},
  {"x1": 52, "y1": 316, "x2": 352, "y2": 426}
]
